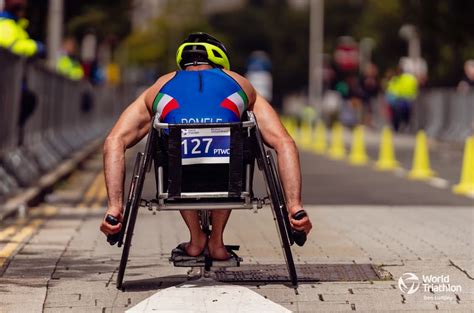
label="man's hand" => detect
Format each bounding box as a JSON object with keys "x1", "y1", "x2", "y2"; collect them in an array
[
  {"x1": 288, "y1": 206, "x2": 312, "y2": 235},
  {"x1": 100, "y1": 208, "x2": 123, "y2": 236}
]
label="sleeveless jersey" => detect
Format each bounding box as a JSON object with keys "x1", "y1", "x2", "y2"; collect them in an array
[
  {"x1": 152, "y1": 68, "x2": 249, "y2": 167},
  {"x1": 152, "y1": 68, "x2": 248, "y2": 123}
]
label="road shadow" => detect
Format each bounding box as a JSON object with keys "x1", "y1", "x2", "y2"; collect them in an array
[{"x1": 119, "y1": 263, "x2": 392, "y2": 292}]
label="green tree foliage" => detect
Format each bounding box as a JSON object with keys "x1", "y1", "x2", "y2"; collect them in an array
[
  {"x1": 209, "y1": 1, "x2": 309, "y2": 106},
  {"x1": 120, "y1": 0, "x2": 210, "y2": 71},
  {"x1": 65, "y1": 1, "x2": 131, "y2": 41},
  {"x1": 24, "y1": 1, "x2": 131, "y2": 50},
  {"x1": 330, "y1": 0, "x2": 474, "y2": 86}
]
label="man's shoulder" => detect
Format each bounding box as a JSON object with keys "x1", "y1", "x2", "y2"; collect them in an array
[
  {"x1": 222, "y1": 69, "x2": 256, "y2": 106},
  {"x1": 151, "y1": 71, "x2": 178, "y2": 93},
  {"x1": 222, "y1": 69, "x2": 248, "y2": 83},
  {"x1": 156, "y1": 71, "x2": 178, "y2": 84}
]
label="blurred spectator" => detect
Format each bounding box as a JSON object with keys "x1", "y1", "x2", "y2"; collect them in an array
[
  {"x1": 385, "y1": 65, "x2": 418, "y2": 132},
  {"x1": 0, "y1": 0, "x2": 44, "y2": 57},
  {"x1": 83, "y1": 59, "x2": 105, "y2": 85},
  {"x1": 457, "y1": 60, "x2": 474, "y2": 93},
  {"x1": 56, "y1": 37, "x2": 84, "y2": 81},
  {"x1": 359, "y1": 63, "x2": 380, "y2": 127},
  {"x1": 321, "y1": 90, "x2": 343, "y2": 127},
  {"x1": 0, "y1": 0, "x2": 44, "y2": 146},
  {"x1": 322, "y1": 54, "x2": 336, "y2": 91},
  {"x1": 334, "y1": 74, "x2": 365, "y2": 128}
]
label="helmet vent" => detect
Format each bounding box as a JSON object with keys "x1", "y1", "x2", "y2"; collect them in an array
[{"x1": 212, "y1": 49, "x2": 223, "y2": 59}]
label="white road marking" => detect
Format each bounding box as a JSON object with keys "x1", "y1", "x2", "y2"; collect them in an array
[
  {"x1": 393, "y1": 168, "x2": 407, "y2": 177},
  {"x1": 428, "y1": 177, "x2": 450, "y2": 189},
  {"x1": 126, "y1": 280, "x2": 291, "y2": 313}
]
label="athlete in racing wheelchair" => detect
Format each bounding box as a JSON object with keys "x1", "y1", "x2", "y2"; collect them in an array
[{"x1": 100, "y1": 33, "x2": 312, "y2": 289}]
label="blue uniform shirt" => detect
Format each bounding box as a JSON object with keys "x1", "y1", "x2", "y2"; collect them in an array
[{"x1": 152, "y1": 68, "x2": 248, "y2": 123}]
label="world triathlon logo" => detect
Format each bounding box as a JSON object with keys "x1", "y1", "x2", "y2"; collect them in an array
[{"x1": 398, "y1": 273, "x2": 421, "y2": 295}]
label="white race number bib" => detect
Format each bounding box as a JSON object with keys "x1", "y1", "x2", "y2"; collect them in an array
[{"x1": 181, "y1": 128, "x2": 230, "y2": 165}]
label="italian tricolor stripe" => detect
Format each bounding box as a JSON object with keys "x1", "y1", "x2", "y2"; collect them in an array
[
  {"x1": 220, "y1": 90, "x2": 248, "y2": 118},
  {"x1": 153, "y1": 93, "x2": 179, "y2": 120}
]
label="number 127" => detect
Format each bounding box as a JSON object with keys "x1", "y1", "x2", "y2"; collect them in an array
[{"x1": 181, "y1": 138, "x2": 213, "y2": 155}]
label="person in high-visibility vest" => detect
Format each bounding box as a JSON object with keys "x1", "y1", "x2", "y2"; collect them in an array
[
  {"x1": 56, "y1": 37, "x2": 84, "y2": 80},
  {"x1": 385, "y1": 67, "x2": 418, "y2": 132},
  {"x1": 0, "y1": 0, "x2": 44, "y2": 57},
  {"x1": 0, "y1": 0, "x2": 44, "y2": 146}
]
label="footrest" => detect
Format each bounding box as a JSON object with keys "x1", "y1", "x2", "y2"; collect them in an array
[{"x1": 170, "y1": 245, "x2": 242, "y2": 268}]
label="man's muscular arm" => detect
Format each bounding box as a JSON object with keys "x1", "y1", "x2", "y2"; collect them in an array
[
  {"x1": 100, "y1": 72, "x2": 174, "y2": 236},
  {"x1": 100, "y1": 90, "x2": 152, "y2": 235},
  {"x1": 100, "y1": 73, "x2": 174, "y2": 235},
  {"x1": 224, "y1": 70, "x2": 311, "y2": 234},
  {"x1": 253, "y1": 94, "x2": 312, "y2": 234}
]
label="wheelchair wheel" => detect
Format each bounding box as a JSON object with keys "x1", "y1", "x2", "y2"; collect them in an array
[
  {"x1": 265, "y1": 151, "x2": 298, "y2": 287},
  {"x1": 251, "y1": 115, "x2": 298, "y2": 286},
  {"x1": 116, "y1": 128, "x2": 157, "y2": 289},
  {"x1": 116, "y1": 155, "x2": 145, "y2": 289}
]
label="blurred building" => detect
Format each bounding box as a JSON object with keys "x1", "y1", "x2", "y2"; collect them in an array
[
  {"x1": 132, "y1": 0, "x2": 245, "y2": 31},
  {"x1": 131, "y1": 0, "x2": 167, "y2": 31},
  {"x1": 288, "y1": 0, "x2": 309, "y2": 10},
  {"x1": 203, "y1": 0, "x2": 245, "y2": 14}
]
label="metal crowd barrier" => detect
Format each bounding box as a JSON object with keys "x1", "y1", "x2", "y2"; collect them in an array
[
  {"x1": 412, "y1": 89, "x2": 473, "y2": 141},
  {"x1": 0, "y1": 48, "x2": 132, "y2": 202},
  {"x1": 0, "y1": 49, "x2": 24, "y2": 196}
]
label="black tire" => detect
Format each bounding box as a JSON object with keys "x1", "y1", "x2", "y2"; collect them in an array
[
  {"x1": 118, "y1": 153, "x2": 143, "y2": 247},
  {"x1": 264, "y1": 151, "x2": 298, "y2": 286},
  {"x1": 266, "y1": 151, "x2": 294, "y2": 245},
  {"x1": 116, "y1": 128, "x2": 157, "y2": 289},
  {"x1": 116, "y1": 162, "x2": 145, "y2": 289},
  {"x1": 252, "y1": 116, "x2": 298, "y2": 286},
  {"x1": 116, "y1": 198, "x2": 139, "y2": 289}
]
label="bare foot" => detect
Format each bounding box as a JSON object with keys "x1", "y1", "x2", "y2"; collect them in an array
[
  {"x1": 207, "y1": 239, "x2": 231, "y2": 260},
  {"x1": 184, "y1": 232, "x2": 207, "y2": 256}
]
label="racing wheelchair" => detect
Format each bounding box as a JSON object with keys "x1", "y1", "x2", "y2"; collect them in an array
[{"x1": 106, "y1": 111, "x2": 306, "y2": 290}]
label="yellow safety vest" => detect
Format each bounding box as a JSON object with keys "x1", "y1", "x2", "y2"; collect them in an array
[
  {"x1": 56, "y1": 55, "x2": 84, "y2": 81},
  {"x1": 396, "y1": 73, "x2": 418, "y2": 100},
  {"x1": 386, "y1": 73, "x2": 418, "y2": 100},
  {"x1": 0, "y1": 17, "x2": 38, "y2": 57}
]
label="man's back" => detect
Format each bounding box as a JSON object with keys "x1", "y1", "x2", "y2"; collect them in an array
[
  {"x1": 152, "y1": 67, "x2": 251, "y2": 192},
  {"x1": 153, "y1": 68, "x2": 248, "y2": 124}
]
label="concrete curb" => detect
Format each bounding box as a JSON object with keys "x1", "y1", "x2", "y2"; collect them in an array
[{"x1": 0, "y1": 139, "x2": 102, "y2": 221}]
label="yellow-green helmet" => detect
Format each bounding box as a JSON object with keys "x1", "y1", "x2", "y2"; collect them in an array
[{"x1": 176, "y1": 32, "x2": 230, "y2": 70}]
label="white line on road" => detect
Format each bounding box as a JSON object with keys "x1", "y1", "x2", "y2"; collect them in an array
[
  {"x1": 126, "y1": 280, "x2": 291, "y2": 313},
  {"x1": 428, "y1": 177, "x2": 450, "y2": 189}
]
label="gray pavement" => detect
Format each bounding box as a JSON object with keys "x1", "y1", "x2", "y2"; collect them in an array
[{"x1": 0, "y1": 136, "x2": 473, "y2": 312}]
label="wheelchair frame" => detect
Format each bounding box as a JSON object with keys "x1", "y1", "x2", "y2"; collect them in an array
[{"x1": 112, "y1": 112, "x2": 299, "y2": 289}]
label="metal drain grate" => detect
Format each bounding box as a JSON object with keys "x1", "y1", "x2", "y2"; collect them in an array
[{"x1": 214, "y1": 264, "x2": 388, "y2": 282}]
